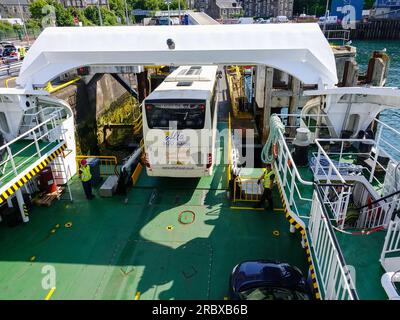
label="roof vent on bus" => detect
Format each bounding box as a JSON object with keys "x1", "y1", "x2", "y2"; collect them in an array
[
  {"x1": 185, "y1": 66, "x2": 202, "y2": 76},
  {"x1": 177, "y1": 81, "x2": 193, "y2": 87},
  {"x1": 178, "y1": 68, "x2": 188, "y2": 75}
]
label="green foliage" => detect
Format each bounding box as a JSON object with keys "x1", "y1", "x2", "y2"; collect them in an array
[
  {"x1": 109, "y1": 0, "x2": 128, "y2": 24},
  {"x1": 29, "y1": 0, "x2": 49, "y2": 20},
  {"x1": 364, "y1": 0, "x2": 375, "y2": 9},
  {"x1": 128, "y1": 0, "x2": 187, "y2": 11},
  {"x1": 0, "y1": 21, "x2": 14, "y2": 31},
  {"x1": 82, "y1": 6, "x2": 119, "y2": 26},
  {"x1": 97, "y1": 93, "x2": 137, "y2": 126}
]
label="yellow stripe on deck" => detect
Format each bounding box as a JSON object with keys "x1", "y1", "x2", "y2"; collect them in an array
[
  {"x1": 44, "y1": 287, "x2": 56, "y2": 300},
  {"x1": 230, "y1": 206, "x2": 265, "y2": 211}
]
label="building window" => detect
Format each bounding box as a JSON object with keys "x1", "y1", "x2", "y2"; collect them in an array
[{"x1": 0, "y1": 112, "x2": 10, "y2": 134}]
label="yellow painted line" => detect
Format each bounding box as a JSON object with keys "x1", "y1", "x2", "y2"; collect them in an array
[
  {"x1": 230, "y1": 206, "x2": 264, "y2": 211},
  {"x1": 273, "y1": 208, "x2": 285, "y2": 211},
  {"x1": 44, "y1": 287, "x2": 56, "y2": 300},
  {"x1": 134, "y1": 291, "x2": 141, "y2": 300}
]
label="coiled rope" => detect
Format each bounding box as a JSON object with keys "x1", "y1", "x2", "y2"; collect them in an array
[{"x1": 261, "y1": 114, "x2": 285, "y2": 164}]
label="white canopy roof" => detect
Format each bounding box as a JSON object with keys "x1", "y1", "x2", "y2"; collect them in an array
[{"x1": 17, "y1": 24, "x2": 338, "y2": 88}]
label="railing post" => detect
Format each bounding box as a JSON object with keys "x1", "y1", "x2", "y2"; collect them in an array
[
  {"x1": 289, "y1": 166, "x2": 296, "y2": 206},
  {"x1": 315, "y1": 147, "x2": 321, "y2": 177},
  {"x1": 369, "y1": 125, "x2": 382, "y2": 183},
  {"x1": 32, "y1": 130, "x2": 42, "y2": 158},
  {"x1": 380, "y1": 220, "x2": 395, "y2": 264},
  {"x1": 6, "y1": 146, "x2": 18, "y2": 176}
]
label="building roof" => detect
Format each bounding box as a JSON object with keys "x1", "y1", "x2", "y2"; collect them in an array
[
  {"x1": 216, "y1": 0, "x2": 242, "y2": 9},
  {"x1": 0, "y1": 0, "x2": 30, "y2": 5}
]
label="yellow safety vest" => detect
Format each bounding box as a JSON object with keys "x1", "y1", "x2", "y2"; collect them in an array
[
  {"x1": 80, "y1": 165, "x2": 92, "y2": 182},
  {"x1": 263, "y1": 168, "x2": 275, "y2": 189}
]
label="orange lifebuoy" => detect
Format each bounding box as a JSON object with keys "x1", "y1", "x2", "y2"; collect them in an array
[
  {"x1": 272, "y1": 143, "x2": 278, "y2": 159},
  {"x1": 288, "y1": 159, "x2": 292, "y2": 168}
]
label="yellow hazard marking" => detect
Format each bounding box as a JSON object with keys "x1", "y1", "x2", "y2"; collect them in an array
[
  {"x1": 230, "y1": 206, "x2": 264, "y2": 211},
  {"x1": 134, "y1": 292, "x2": 141, "y2": 300},
  {"x1": 44, "y1": 287, "x2": 56, "y2": 300}
]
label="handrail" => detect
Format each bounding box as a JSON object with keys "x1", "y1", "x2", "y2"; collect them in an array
[
  {"x1": 312, "y1": 186, "x2": 359, "y2": 300},
  {"x1": 0, "y1": 61, "x2": 22, "y2": 76},
  {"x1": 227, "y1": 112, "x2": 232, "y2": 186},
  {"x1": 45, "y1": 77, "x2": 80, "y2": 94},
  {"x1": 278, "y1": 130, "x2": 313, "y2": 186},
  {"x1": 5, "y1": 76, "x2": 17, "y2": 88},
  {"x1": 315, "y1": 139, "x2": 348, "y2": 184},
  {"x1": 356, "y1": 189, "x2": 400, "y2": 211},
  {"x1": 0, "y1": 114, "x2": 59, "y2": 153},
  {"x1": 76, "y1": 155, "x2": 118, "y2": 176},
  {"x1": 374, "y1": 117, "x2": 400, "y2": 137}
]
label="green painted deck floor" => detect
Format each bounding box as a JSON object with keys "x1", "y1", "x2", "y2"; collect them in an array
[
  {"x1": 0, "y1": 148, "x2": 309, "y2": 300},
  {"x1": 335, "y1": 230, "x2": 387, "y2": 300},
  {"x1": 0, "y1": 140, "x2": 60, "y2": 186}
]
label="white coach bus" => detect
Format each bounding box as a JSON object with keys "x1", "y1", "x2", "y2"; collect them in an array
[{"x1": 142, "y1": 65, "x2": 219, "y2": 177}]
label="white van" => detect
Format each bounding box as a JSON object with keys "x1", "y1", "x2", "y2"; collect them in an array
[
  {"x1": 318, "y1": 15, "x2": 338, "y2": 24},
  {"x1": 238, "y1": 17, "x2": 254, "y2": 24},
  {"x1": 276, "y1": 16, "x2": 289, "y2": 23}
]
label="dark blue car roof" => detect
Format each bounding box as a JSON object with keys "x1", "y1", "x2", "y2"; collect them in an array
[{"x1": 231, "y1": 260, "x2": 306, "y2": 293}]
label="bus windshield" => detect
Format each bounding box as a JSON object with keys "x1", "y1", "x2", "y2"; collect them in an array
[{"x1": 145, "y1": 103, "x2": 206, "y2": 130}]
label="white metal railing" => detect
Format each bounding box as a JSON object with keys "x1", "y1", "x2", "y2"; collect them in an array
[
  {"x1": 373, "y1": 117, "x2": 400, "y2": 167},
  {"x1": 275, "y1": 129, "x2": 313, "y2": 218},
  {"x1": 380, "y1": 219, "x2": 400, "y2": 272},
  {"x1": 356, "y1": 198, "x2": 397, "y2": 229},
  {"x1": 323, "y1": 29, "x2": 351, "y2": 45},
  {"x1": 0, "y1": 110, "x2": 66, "y2": 186},
  {"x1": 309, "y1": 190, "x2": 358, "y2": 300},
  {"x1": 0, "y1": 61, "x2": 22, "y2": 77},
  {"x1": 276, "y1": 113, "x2": 336, "y2": 142},
  {"x1": 19, "y1": 106, "x2": 65, "y2": 134}
]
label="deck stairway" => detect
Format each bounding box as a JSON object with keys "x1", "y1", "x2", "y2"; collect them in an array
[{"x1": 0, "y1": 108, "x2": 70, "y2": 207}]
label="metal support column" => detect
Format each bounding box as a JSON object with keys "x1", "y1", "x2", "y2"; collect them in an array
[{"x1": 262, "y1": 67, "x2": 274, "y2": 144}]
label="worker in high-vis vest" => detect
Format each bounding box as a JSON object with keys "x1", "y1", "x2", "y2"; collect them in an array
[
  {"x1": 79, "y1": 159, "x2": 94, "y2": 200},
  {"x1": 257, "y1": 163, "x2": 275, "y2": 209}
]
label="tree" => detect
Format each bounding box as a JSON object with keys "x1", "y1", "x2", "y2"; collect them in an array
[
  {"x1": 83, "y1": 6, "x2": 119, "y2": 26},
  {"x1": 29, "y1": 0, "x2": 74, "y2": 27},
  {"x1": 109, "y1": 0, "x2": 127, "y2": 24},
  {"x1": 29, "y1": 0, "x2": 49, "y2": 20},
  {"x1": 364, "y1": 0, "x2": 375, "y2": 9}
]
